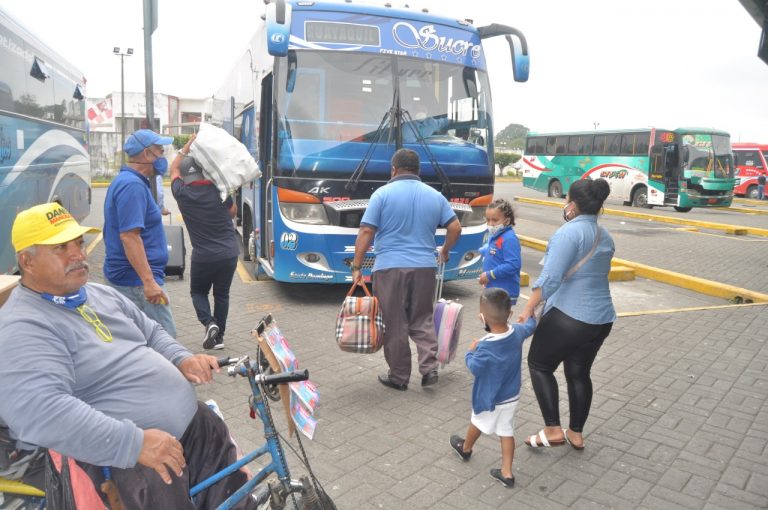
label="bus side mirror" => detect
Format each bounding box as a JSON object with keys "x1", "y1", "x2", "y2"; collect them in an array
[
  {"x1": 266, "y1": 0, "x2": 291, "y2": 57},
  {"x1": 505, "y1": 34, "x2": 530, "y2": 82},
  {"x1": 682, "y1": 146, "x2": 690, "y2": 165}
]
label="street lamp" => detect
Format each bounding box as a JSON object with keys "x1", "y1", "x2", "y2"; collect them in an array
[
  {"x1": 593, "y1": 121, "x2": 600, "y2": 131},
  {"x1": 113, "y1": 47, "x2": 133, "y2": 165}
]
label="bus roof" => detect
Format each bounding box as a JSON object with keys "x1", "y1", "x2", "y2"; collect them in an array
[
  {"x1": 0, "y1": 7, "x2": 86, "y2": 86},
  {"x1": 290, "y1": 0, "x2": 480, "y2": 33},
  {"x1": 733, "y1": 142, "x2": 768, "y2": 149},
  {"x1": 527, "y1": 127, "x2": 731, "y2": 137}
]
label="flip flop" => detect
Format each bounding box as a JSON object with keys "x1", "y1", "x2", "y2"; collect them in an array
[
  {"x1": 525, "y1": 429, "x2": 565, "y2": 448},
  {"x1": 563, "y1": 428, "x2": 585, "y2": 450}
]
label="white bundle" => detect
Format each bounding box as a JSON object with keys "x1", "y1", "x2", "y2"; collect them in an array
[{"x1": 189, "y1": 122, "x2": 261, "y2": 200}]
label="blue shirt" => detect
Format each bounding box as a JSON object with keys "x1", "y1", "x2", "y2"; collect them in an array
[
  {"x1": 361, "y1": 174, "x2": 457, "y2": 271},
  {"x1": 103, "y1": 167, "x2": 168, "y2": 286},
  {"x1": 465, "y1": 319, "x2": 536, "y2": 414},
  {"x1": 480, "y1": 226, "x2": 521, "y2": 299},
  {"x1": 534, "y1": 215, "x2": 616, "y2": 324}
]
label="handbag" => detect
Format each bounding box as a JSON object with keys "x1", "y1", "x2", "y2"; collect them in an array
[
  {"x1": 534, "y1": 226, "x2": 602, "y2": 321},
  {"x1": 335, "y1": 281, "x2": 384, "y2": 353}
]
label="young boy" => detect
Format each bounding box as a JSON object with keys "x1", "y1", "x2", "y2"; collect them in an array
[{"x1": 449, "y1": 287, "x2": 537, "y2": 488}]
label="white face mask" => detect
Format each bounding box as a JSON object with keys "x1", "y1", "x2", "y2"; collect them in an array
[{"x1": 487, "y1": 224, "x2": 504, "y2": 236}]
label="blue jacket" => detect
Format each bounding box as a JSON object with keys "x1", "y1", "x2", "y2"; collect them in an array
[
  {"x1": 465, "y1": 318, "x2": 536, "y2": 414},
  {"x1": 480, "y1": 226, "x2": 521, "y2": 299}
]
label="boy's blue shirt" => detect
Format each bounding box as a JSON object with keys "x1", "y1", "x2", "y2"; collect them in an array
[{"x1": 465, "y1": 317, "x2": 537, "y2": 414}]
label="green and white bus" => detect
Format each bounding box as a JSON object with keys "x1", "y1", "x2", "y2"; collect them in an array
[{"x1": 521, "y1": 128, "x2": 736, "y2": 212}]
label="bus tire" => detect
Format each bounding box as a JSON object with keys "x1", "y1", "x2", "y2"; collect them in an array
[
  {"x1": 242, "y1": 209, "x2": 253, "y2": 261},
  {"x1": 673, "y1": 207, "x2": 692, "y2": 213},
  {"x1": 746, "y1": 185, "x2": 758, "y2": 199},
  {"x1": 548, "y1": 180, "x2": 563, "y2": 198},
  {"x1": 631, "y1": 187, "x2": 651, "y2": 208}
]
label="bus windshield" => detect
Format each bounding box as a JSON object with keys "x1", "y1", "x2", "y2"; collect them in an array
[
  {"x1": 681, "y1": 133, "x2": 733, "y2": 178},
  {"x1": 275, "y1": 50, "x2": 492, "y2": 181}
]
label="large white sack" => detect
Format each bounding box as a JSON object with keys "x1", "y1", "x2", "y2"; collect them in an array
[{"x1": 189, "y1": 123, "x2": 261, "y2": 199}]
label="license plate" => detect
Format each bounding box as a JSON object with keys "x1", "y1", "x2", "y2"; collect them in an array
[{"x1": 708, "y1": 198, "x2": 717, "y2": 204}]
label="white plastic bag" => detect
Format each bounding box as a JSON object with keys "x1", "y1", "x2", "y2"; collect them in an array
[{"x1": 189, "y1": 123, "x2": 261, "y2": 200}]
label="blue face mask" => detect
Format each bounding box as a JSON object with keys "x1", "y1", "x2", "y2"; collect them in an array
[{"x1": 153, "y1": 156, "x2": 169, "y2": 175}]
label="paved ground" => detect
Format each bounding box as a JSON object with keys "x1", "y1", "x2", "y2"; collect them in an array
[{"x1": 70, "y1": 182, "x2": 768, "y2": 510}]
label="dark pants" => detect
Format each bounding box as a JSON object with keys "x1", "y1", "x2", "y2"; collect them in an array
[
  {"x1": 373, "y1": 267, "x2": 439, "y2": 386},
  {"x1": 190, "y1": 257, "x2": 238, "y2": 335},
  {"x1": 83, "y1": 401, "x2": 252, "y2": 509},
  {"x1": 527, "y1": 307, "x2": 613, "y2": 433}
]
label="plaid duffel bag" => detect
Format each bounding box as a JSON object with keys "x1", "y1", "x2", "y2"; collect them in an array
[{"x1": 335, "y1": 281, "x2": 384, "y2": 353}]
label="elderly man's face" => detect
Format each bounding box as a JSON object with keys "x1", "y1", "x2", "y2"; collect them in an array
[{"x1": 19, "y1": 237, "x2": 89, "y2": 295}]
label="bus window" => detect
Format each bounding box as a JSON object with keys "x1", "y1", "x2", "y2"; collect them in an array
[
  {"x1": 546, "y1": 136, "x2": 557, "y2": 155},
  {"x1": 526, "y1": 136, "x2": 545, "y2": 154},
  {"x1": 620, "y1": 134, "x2": 635, "y2": 155},
  {"x1": 606, "y1": 133, "x2": 621, "y2": 154},
  {"x1": 555, "y1": 136, "x2": 567, "y2": 154},
  {"x1": 594, "y1": 134, "x2": 607, "y2": 154},
  {"x1": 734, "y1": 150, "x2": 763, "y2": 169},
  {"x1": 635, "y1": 134, "x2": 650, "y2": 155},
  {"x1": 568, "y1": 135, "x2": 592, "y2": 155}
]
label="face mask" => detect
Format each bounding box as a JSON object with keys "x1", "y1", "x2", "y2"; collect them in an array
[
  {"x1": 563, "y1": 203, "x2": 573, "y2": 222},
  {"x1": 153, "y1": 157, "x2": 169, "y2": 175},
  {"x1": 479, "y1": 313, "x2": 491, "y2": 333},
  {"x1": 486, "y1": 224, "x2": 504, "y2": 236}
]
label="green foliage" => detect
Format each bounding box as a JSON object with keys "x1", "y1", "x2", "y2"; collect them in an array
[
  {"x1": 495, "y1": 152, "x2": 516, "y2": 169},
  {"x1": 173, "y1": 134, "x2": 192, "y2": 150},
  {"x1": 495, "y1": 123, "x2": 529, "y2": 150}
]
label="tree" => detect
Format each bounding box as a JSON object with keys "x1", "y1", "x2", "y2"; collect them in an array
[{"x1": 496, "y1": 123, "x2": 529, "y2": 150}]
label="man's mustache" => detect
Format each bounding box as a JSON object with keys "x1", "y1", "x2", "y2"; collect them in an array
[{"x1": 65, "y1": 261, "x2": 89, "y2": 274}]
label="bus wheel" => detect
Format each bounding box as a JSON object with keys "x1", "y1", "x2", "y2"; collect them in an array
[
  {"x1": 746, "y1": 185, "x2": 758, "y2": 199},
  {"x1": 242, "y1": 210, "x2": 253, "y2": 261},
  {"x1": 631, "y1": 187, "x2": 650, "y2": 208},
  {"x1": 673, "y1": 206, "x2": 692, "y2": 213},
  {"x1": 548, "y1": 180, "x2": 563, "y2": 198}
]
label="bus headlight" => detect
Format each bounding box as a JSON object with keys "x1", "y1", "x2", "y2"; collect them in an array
[
  {"x1": 460, "y1": 206, "x2": 486, "y2": 227},
  {"x1": 279, "y1": 203, "x2": 329, "y2": 225}
]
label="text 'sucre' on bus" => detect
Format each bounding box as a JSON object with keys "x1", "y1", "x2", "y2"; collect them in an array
[
  {"x1": 522, "y1": 128, "x2": 736, "y2": 212},
  {"x1": 212, "y1": 0, "x2": 530, "y2": 283}
]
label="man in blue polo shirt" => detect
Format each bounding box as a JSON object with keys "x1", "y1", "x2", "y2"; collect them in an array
[
  {"x1": 351, "y1": 148, "x2": 462, "y2": 391},
  {"x1": 103, "y1": 129, "x2": 177, "y2": 337}
]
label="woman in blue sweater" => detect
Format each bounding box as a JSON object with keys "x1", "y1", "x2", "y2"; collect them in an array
[
  {"x1": 449, "y1": 288, "x2": 536, "y2": 488},
  {"x1": 479, "y1": 199, "x2": 521, "y2": 305}
]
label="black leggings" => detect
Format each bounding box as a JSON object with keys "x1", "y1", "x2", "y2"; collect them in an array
[{"x1": 527, "y1": 307, "x2": 613, "y2": 433}]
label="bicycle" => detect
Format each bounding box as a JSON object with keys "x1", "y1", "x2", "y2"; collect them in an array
[{"x1": 192, "y1": 314, "x2": 336, "y2": 510}]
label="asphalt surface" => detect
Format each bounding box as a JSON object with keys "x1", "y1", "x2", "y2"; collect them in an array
[{"x1": 79, "y1": 184, "x2": 767, "y2": 509}]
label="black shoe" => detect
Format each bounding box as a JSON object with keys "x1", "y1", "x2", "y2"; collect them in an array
[
  {"x1": 202, "y1": 322, "x2": 220, "y2": 350},
  {"x1": 421, "y1": 369, "x2": 438, "y2": 387},
  {"x1": 490, "y1": 468, "x2": 515, "y2": 488},
  {"x1": 449, "y1": 435, "x2": 472, "y2": 461},
  {"x1": 213, "y1": 332, "x2": 225, "y2": 350},
  {"x1": 378, "y1": 374, "x2": 407, "y2": 391}
]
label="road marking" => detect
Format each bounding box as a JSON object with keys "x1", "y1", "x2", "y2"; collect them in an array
[
  {"x1": 86, "y1": 233, "x2": 103, "y2": 255},
  {"x1": 514, "y1": 196, "x2": 768, "y2": 237},
  {"x1": 667, "y1": 227, "x2": 768, "y2": 242},
  {"x1": 518, "y1": 234, "x2": 768, "y2": 304},
  {"x1": 237, "y1": 260, "x2": 256, "y2": 283}
]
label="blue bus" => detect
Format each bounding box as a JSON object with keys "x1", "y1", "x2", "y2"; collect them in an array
[
  {"x1": 213, "y1": 0, "x2": 529, "y2": 283},
  {"x1": 0, "y1": 8, "x2": 90, "y2": 274}
]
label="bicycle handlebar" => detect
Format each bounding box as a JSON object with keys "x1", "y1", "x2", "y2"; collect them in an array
[
  {"x1": 258, "y1": 369, "x2": 309, "y2": 385},
  {"x1": 217, "y1": 356, "x2": 239, "y2": 368}
]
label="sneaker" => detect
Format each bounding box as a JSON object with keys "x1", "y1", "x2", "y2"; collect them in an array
[
  {"x1": 449, "y1": 435, "x2": 472, "y2": 461},
  {"x1": 202, "y1": 322, "x2": 220, "y2": 350},
  {"x1": 489, "y1": 468, "x2": 515, "y2": 488},
  {"x1": 213, "y1": 332, "x2": 225, "y2": 350}
]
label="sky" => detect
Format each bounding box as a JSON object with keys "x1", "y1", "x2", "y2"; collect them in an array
[{"x1": 3, "y1": 0, "x2": 767, "y2": 141}]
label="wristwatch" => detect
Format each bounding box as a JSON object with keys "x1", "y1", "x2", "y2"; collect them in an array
[{"x1": 350, "y1": 263, "x2": 361, "y2": 271}]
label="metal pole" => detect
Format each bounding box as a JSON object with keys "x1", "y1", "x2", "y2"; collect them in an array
[{"x1": 120, "y1": 54, "x2": 126, "y2": 166}]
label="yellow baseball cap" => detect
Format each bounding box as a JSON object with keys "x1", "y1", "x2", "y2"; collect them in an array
[{"x1": 12, "y1": 203, "x2": 101, "y2": 253}]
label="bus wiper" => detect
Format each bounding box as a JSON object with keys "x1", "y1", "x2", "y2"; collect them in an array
[
  {"x1": 401, "y1": 109, "x2": 452, "y2": 198},
  {"x1": 345, "y1": 86, "x2": 399, "y2": 193}
]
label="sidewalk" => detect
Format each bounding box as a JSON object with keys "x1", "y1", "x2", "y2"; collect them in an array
[{"x1": 85, "y1": 239, "x2": 768, "y2": 509}]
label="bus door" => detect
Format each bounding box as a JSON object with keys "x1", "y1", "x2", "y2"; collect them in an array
[
  {"x1": 257, "y1": 73, "x2": 274, "y2": 274},
  {"x1": 651, "y1": 134, "x2": 681, "y2": 205}
]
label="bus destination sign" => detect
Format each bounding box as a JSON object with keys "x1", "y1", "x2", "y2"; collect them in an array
[{"x1": 305, "y1": 21, "x2": 380, "y2": 46}]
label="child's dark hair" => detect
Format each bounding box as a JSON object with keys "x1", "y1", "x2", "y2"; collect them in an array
[
  {"x1": 487, "y1": 198, "x2": 516, "y2": 226},
  {"x1": 479, "y1": 288, "x2": 512, "y2": 323},
  {"x1": 568, "y1": 179, "x2": 611, "y2": 215}
]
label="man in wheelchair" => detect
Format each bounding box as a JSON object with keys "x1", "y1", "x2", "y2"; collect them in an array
[{"x1": 0, "y1": 203, "x2": 252, "y2": 509}]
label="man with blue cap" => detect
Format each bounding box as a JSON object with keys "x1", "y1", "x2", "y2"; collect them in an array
[{"x1": 103, "y1": 129, "x2": 177, "y2": 337}]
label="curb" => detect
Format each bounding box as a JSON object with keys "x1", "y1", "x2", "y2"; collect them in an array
[{"x1": 514, "y1": 196, "x2": 768, "y2": 237}]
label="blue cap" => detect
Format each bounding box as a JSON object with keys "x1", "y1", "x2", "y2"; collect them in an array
[{"x1": 123, "y1": 129, "x2": 174, "y2": 156}]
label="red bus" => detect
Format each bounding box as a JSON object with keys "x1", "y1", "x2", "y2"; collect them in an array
[{"x1": 733, "y1": 143, "x2": 768, "y2": 199}]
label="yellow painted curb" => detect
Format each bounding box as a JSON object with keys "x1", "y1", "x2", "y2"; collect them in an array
[
  {"x1": 237, "y1": 260, "x2": 256, "y2": 283},
  {"x1": 518, "y1": 234, "x2": 768, "y2": 304},
  {"x1": 520, "y1": 271, "x2": 530, "y2": 287},
  {"x1": 716, "y1": 205, "x2": 768, "y2": 215},
  {"x1": 617, "y1": 301, "x2": 767, "y2": 317},
  {"x1": 0, "y1": 477, "x2": 45, "y2": 497},
  {"x1": 609, "y1": 266, "x2": 635, "y2": 281},
  {"x1": 514, "y1": 196, "x2": 768, "y2": 237}
]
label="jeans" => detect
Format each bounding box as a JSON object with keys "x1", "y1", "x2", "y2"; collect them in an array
[
  {"x1": 758, "y1": 184, "x2": 765, "y2": 200},
  {"x1": 190, "y1": 257, "x2": 238, "y2": 335},
  {"x1": 108, "y1": 282, "x2": 177, "y2": 338}
]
